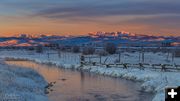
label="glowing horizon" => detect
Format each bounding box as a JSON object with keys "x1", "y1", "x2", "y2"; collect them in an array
[{"x1": 0, "y1": 0, "x2": 180, "y2": 37}]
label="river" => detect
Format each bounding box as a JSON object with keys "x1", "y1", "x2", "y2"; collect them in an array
[{"x1": 5, "y1": 60, "x2": 154, "y2": 101}]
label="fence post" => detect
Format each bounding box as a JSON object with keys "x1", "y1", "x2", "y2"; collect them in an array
[
  {"x1": 119, "y1": 52, "x2": 121, "y2": 63},
  {"x1": 47, "y1": 53, "x2": 50, "y2": 59},
  {"x1": 142, "y1": 48, "x2": 144, "y2": 63},
  {"x1": 167, "y1": 50, "x2": 170, "y2": 61},
  {"x1": 172, "y1": 50, "x2": 175, "y2": 63},
  {"x1": 139, "y1": 51, "x2": 141, "y2": 62},
  {"x1": 80, "y1": 55, "x2": 85, "y2": 67},
  {"x1": 58, "y1": 50, "x2": 61, "y2": 58},
  {"x1": 100, "y1": 55, "x2": 102, "y2": 64}
]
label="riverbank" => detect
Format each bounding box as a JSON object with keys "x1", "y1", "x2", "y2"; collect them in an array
[
  {"x1": 1, "y1": 50, "x2": 180, "y2": 101},
  {"x1": 0, "y1": 59, "x2": 48, "y2": 101}
]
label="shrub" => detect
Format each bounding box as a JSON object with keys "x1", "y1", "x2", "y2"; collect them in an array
[
  {"x1": 36, "y1": 45, "x2": 43, "y2": 53},
  {"x1": 105, "y1": 43, "x2": 117, "y2": 54},
  {"x1": 95, "y1": 50, "x2": 108, "y2": 56},
  {"x1": 28, "y1": 47, "x2": 35, "y2": 51},
  {"x1": 175, "y1": 50, "x2": 180, "y2": 57},
  {"x1": 72, "y1": 46, "x2": 80, "y2": 53},
  {"x1": 82, "y1": 46, "x2": 95, "y2": 55}
]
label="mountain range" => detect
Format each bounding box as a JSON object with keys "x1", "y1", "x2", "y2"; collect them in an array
[{"x1": 0, "y1": 32, "x2": 179, "y2": 47}]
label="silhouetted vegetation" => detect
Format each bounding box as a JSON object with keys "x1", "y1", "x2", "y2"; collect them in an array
[
  {"x1": 83, "y1": 46, "x2": 95, "y2": 55},
  {"x1": 105, "y1": 43, "x2": 117, "y2": 54},
  {"x1": 72, "y1": 46, "x2": 80, "y2": 53},
  {"x1": 36, "y1": 45, "x2": 43, "y2": 53}
]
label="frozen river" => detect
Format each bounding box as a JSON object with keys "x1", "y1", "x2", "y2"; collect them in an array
[{"x1": 6, "y1": 60, "x2": 154, "y2": 101}]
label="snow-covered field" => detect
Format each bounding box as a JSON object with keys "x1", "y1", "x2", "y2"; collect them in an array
[
  {"x1": 0, "y1": 49, "x2": 180, "y2": 101},
  {"x1": 0, "y1": 59, "x2": 48, "y2": 101}
]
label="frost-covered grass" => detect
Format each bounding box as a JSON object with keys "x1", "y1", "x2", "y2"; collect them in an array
[
  {"x1": 0, "y1": 59, "x2": 48, "y2": 101},
  {"x1": 0, "y1": 49, "x2": 180, "y2": 101}
]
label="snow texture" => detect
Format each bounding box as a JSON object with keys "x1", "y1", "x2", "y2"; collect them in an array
[{"x1": 0, "y1": 58, "x2": 48, "y2": 101}]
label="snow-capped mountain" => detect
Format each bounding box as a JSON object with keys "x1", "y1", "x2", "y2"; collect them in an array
[{"x1": 0, "y1": 32, "x2": 179, "y2": 47}]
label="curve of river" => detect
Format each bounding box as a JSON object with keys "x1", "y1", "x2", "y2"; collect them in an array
[{"x1": 5, "y1": 60, "x2": 154, "y2": 101}]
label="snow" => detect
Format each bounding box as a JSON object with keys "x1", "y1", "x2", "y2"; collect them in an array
[
  {"x1": 0, "y1": 49, "x2": 180, "y2": 101},
  {"x1": 0, "y1": 58, "x2": 48, "y2": 101}
]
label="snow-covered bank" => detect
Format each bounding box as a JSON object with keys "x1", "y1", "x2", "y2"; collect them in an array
[
  {"x1": 1, "y1": 50, "x2": 180, "y2": 101},
  {"x1": 0, "y1": 59, "x2": 48, "y2": 101}
]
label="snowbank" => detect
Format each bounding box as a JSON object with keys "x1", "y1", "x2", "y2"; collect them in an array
[
  {"x1": 0, "y1": 59, "x2": 48, "y2": 101},
  {"x1": 1, "y1": 50, "x2": 180, "y2": 101}
]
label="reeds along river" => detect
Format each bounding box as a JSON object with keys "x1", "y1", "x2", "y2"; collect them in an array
[{"x1": 5, "y1": 60, "x2": 154, "y2": 101}]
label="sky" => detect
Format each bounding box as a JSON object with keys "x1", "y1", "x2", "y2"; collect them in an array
[{"x1": 0, "y1": 0, "x2": 180, "y2": 36}]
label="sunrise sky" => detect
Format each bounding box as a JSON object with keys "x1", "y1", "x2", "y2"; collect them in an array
[{"x1": 0, "y1": 0, "x2": 180, "y2": 36}]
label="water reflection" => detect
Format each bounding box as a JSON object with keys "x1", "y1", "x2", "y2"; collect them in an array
[{"x1": 5, "y1": 61, "x2": 153, "y2": 101}]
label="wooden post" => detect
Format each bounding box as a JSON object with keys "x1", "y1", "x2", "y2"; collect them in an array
[
  {"x1": 139, "y1": 51, "x2": 141, "y2": 63},
  {"x1": 142, "y1": 52, "x2": 144, "y2": 63},
  {"x1": 47, "y1": 53, "x2": 50, "y2": 59},
  {"x1": 89, "y1": 57, "x2": 91, "y2": 63},
  {"x1": 80, "y1": 55, "x2": 85, "y2": 67},
  {"x1": 161, "y1": 64, "x2": 166, "y2": 72},
  {"x1": 100, "y1": 55, "x2": 102, "y2": 64},
  {"x1": 119, "y1": 51, "x2": 121, "y2": 63},
  {"x1": 58, "y1": 50, "x2": 61, "y2": 58},
  {"x1": 167, "y1": 50, "x2": 169, "y2": 61},
  {"x1": 139, "y1": 63, "x2": 144, "y2": 70},
  {"x1": 142, "y1": 48, "x2": 144, "y2": 63},
  {"x1": 172, "y1": 51, "x2": 174, "y2": 63},
  {"x1": 123, "y1": 63, "x2": 127, "y2": 69}
]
